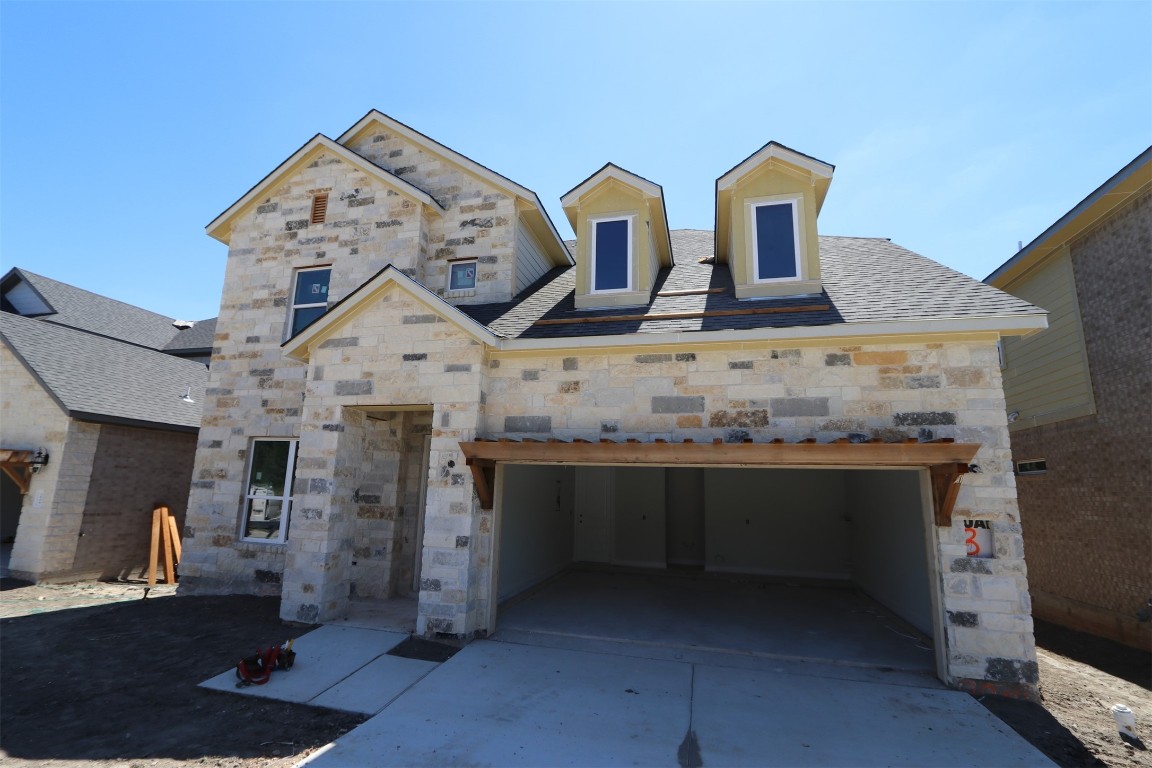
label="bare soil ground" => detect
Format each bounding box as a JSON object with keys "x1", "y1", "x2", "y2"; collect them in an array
[{"x1": 1, "y1": 579, "x2": 1149, "y2": 767}]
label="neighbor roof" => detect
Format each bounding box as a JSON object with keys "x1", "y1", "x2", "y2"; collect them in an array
[
  {"x1": 0, "y1": 312, "x2": 207, "y2": 431},
  {"x1": 0, "y1": 268, "x2": 214, "y2": 352},
  {"x1": 985, "y1": 145, "x2": 1152, "y2": 286},
  {"x1": 459, "y1": 230, "x2": 1046, "y2": 340}
]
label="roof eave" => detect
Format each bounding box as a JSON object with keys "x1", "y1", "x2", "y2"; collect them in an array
[
  {"x1": 496, "y1": 313, "x2": 1049, "y2": 353},
  {"x1": 985, "y1": 146, "x2": 1152, "y2": 286},
  {"x1": 282, "y1": 265, "x2": 502, "y2": 362}
]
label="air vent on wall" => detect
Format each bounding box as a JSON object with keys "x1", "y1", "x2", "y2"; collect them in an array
[{"x1": 310, "y1": 193, "x2": 329, "y2": 225}]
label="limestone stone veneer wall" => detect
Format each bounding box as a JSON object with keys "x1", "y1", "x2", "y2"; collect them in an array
[{"x1": 180, "y1": 281, "x2": 1038, "y2": 690}]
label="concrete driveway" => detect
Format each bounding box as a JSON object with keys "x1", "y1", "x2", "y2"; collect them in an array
[{"x1": 255, "y1": 633, "x2": 1053, "y2": 767}]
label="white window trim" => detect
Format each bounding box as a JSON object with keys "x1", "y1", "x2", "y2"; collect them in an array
[
  {"x1": 748, "y1": 198, "x2": 803, "y2": 283},
  {"x1": 240, "y1": 438, "x2": 298, "y2": 544},
  {"x1": 448, "y1": 259, "x2": 478, "y2": 291},
  {"x1": 589, "y1": 215, "x2": 634, "y2": 294},
  {"x1": 289, "y1": 267, "x2": 331, "y2": 338}
]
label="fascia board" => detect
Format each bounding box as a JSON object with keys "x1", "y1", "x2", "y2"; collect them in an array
[
  {"x1": 282, "y1": 267, "x2": 501, "y2": 361},
  {"x1": 495, "y1": 314, "x2": 1049, "y2": 354},
  {"x1": 985, "y1": 147, "x2": 1152, "y2": 286},
  {"x1": 560, "y1": 165, "x2": 663, "y2": 208},
  {"x1": 337, "y1": 111, "x2": 571, "y2": 262},
  {"x1": 205, "y1": 136, "x2": 442, "y2": 244},
  {"x1": 717, "y1": 143, "x2": 835, "y2": 192}
]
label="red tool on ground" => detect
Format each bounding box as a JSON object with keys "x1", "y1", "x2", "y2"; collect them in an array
[{"x1": 235, "y1": 639, "x2": 296, "y2": 687}]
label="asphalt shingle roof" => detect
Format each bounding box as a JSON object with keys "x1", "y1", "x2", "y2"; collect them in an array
[
  {"x1": 460, "y1": 231, "x2": 1044, "y2": 339},
  {"x1": 7, "y1": 269, "x2": 215, "y2": 351},
  {"x1": 1, "y1": 312, "x2": 207, "y2": 429}
]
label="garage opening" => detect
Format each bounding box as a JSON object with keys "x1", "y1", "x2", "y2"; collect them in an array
[{"x1": 492, "y1": 463, "x2": 940, "y2": 676}]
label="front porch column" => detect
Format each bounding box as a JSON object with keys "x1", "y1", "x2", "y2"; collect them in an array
[
  {"x1": 279, "y1": 405, "x2": 358, "y2": 624},
  {"x1": 416, "y1": 403, "x2": 488, "y2": 637}
]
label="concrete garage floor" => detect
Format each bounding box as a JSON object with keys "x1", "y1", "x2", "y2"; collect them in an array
[
  {"x1": 494, "y1": 568, "x2": 939, "y2": 681},
  {"x1": 201, "y1": 569, "x2": 1053, "y2": 766}
]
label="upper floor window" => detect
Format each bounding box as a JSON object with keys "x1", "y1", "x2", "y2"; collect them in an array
[
  {"x1": 590, "y1": 215, "x2": 633, "y2": 293},
  {"x1": 290, "y1": 267, "x2": 330, "y2": 336},
  {"x1": 750, "y1": 199, "x2": 801, "y2": 282},
  {"x1": 449, "y1": 259, "x2": 477, "y2": 291},
  {"x1": 241, "y1": 438, "x2": 298, "y2": 543}
]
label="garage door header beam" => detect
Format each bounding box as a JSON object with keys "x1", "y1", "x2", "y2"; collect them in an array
[{"x1": 460, "y1": 438, "x2": 977, "y2": 525}]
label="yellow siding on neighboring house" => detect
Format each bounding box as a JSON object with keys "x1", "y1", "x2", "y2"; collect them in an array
[{"x1": 1001, "y1": 246, "x2": 1095, "y2": 429}]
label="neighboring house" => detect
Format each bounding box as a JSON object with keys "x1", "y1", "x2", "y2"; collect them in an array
[
  {"x1": 985, "y1": 148, "x2": 1151, "y2": 650},
  {"x1": 0, "y1": 269, "x2": 211, "y2": 582},
  {"x1": 181, "y1": 110, "x2": 1049, "y2": 696}
]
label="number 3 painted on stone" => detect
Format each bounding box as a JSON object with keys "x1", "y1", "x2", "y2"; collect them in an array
[{"x1": 965, "y1": 527, "x2": 980, "y2": 556}]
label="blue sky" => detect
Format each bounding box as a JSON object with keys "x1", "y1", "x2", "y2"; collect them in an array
[{"x1": 2, "y1": 1, "x2": 1149, "y2": 322}]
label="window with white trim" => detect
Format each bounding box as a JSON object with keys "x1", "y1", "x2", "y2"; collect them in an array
[
  {"x1": 449, "y1": 259, "x2": 477, "y2": 291},
  {"x1": 590, "y1": 216, "x2": 633, "y2": 292},
  {"x1": 750, "y1": 200, "x2": 801, "y2": 282},
  {"x1": 241, "y1": 439, "x2": 298, "y2": 543},
  {"x1": 290, "y1": 267, "x2": 330, "y2": 336}
]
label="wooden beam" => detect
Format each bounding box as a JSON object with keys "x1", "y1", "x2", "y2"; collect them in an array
[
  {"x1": 0, "y1": 450, "x2": 34, "y2": 494},
  {"x1": 459, "y1": 440, "x2": 979, "y2": 469},
  {"x1": 533, "y1": 303, "x2": 830, "y2": 327},
  {"x1": 930, "y1": 463, "x2": 971, "y2": 527},
  {"x1": 466, "y1": 459, "x2": 496, "y2": 510}
]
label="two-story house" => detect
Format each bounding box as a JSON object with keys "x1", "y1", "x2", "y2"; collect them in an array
[
  {"x1": 181, "y1": 110, "x2": 1048, "y2": 696},
  {"x1": 985, "y1": 147, "x2": 1150, "y2": 649}
]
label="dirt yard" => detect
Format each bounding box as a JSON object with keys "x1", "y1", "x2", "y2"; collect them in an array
[{"x1": 1, "y1": 578, "x2": 1149, "y2": 768}]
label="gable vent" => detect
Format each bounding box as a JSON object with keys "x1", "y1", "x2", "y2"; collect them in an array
[{"x1": 310, "y1": 193, "x2": 329, "y2": 225}]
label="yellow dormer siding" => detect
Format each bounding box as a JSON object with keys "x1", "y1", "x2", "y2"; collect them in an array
[
  {"x1": 561, "y1": 164, "x2": 672, "y2": 309},
  {"x1": 716, "y1": 143, "x2": 834, "y2": 299}
]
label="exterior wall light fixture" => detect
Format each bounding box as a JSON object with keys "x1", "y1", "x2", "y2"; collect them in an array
[{"x1": 30, "y1": 448, "x2": 49, "y2": 474}]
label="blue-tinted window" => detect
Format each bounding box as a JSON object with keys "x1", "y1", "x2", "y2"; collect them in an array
[
  {"x1": 753, "y1": 203, "x2": 798, "y2": 280},
  {"x1": 593, "y1": 218, "x2": 630, "y2": 291},
  {"x1": 291, "y1": 268, "x2": 330, "y2": 336},
  {"x1": 449, "y1": 260, "x2": 477, "y2": 291}
]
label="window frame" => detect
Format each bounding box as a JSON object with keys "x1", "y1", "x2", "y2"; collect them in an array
[
  {"x1": 289, "y1": 266, "x2": 331, "y2": 338},
  {"x1": 448, "y1": 258, "x2": 478, "y2": 291},
  {"x1": 589, "y1": 215, "x2": 635, "y2": 294},
  {"x1": 748, "y1": 198, "x2": 803, "y2": 284},
  {"x1": 239, "y1": 438, "x2": 299, "y2": 544}
]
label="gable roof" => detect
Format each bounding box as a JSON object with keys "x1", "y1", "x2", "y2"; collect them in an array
[
  {"x1": 985, "y1": 145, "x2": 1152, "y2": 286},
  {"x1": 336, "y1": 110, "x2": 572, "y2": 267},
  {"x1": 1, "y1": 312, "x2": 207, "y2": 431},
  {"x1": 1, "y1": 268, "x2": 192, "y2": 350},
  {"x1": 206, "y1": 134, "x2": 444, "y2": 244},
  {"x1": 282, "y1": 264, "x2": 500, "y2": 362},
  {"x1": 458, "y1": 230, "x2": 1046, "y2": 343}
]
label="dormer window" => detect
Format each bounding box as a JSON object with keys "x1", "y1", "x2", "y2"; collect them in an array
[
  {"x1": 715, "y1": 142, "x2": 834, "y2": 299},
  {"x1": 750, "y1": 198, "x2": 802, "y2": 282},
  {"x1": 590, "y1": 215, "x2": 634, "y2": 293}
]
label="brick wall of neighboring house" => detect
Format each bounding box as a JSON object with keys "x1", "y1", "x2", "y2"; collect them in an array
[
  {"x1": 69, "y1": 424, "x2": 198, "y2": 580},
  {"x1": 0, "y1": 341, "x2": 86, "y2": 580},
  {"x1": 1009, "y1": 190, "x2": 1151, "y2": 648}
]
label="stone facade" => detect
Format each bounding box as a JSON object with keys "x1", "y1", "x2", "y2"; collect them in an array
[
  {"x1": 181, "y1": 115, "x2": 1042, "y2": 694},
  {"x1": 1008, "y1": 190, "x2": 1151, "y2": 648}
]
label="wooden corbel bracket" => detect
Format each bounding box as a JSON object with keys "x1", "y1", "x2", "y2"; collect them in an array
[
  {"x1": 466, "y1": 458, "x2": 496, "y2": 510},
  {"x1": 929, "y1": 462, "x2": 971, "y2": 527},
  {"x1": 0, "y1": 450, "x2": 34, "y2": 494}
]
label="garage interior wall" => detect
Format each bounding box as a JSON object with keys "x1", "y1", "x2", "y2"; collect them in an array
[{"x1": 496, "y1": 465, "x2": 933, "y2": 637}]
